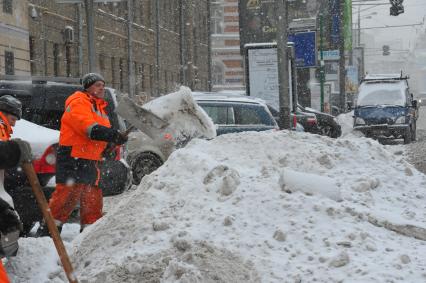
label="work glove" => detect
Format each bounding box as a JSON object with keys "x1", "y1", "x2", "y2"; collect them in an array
[
  {"x1": 0, "y1": 198, "x2": 22, "y2": 234},
  {"x1": 11, "y1": 138, "x2": 33, "y2": 164},
  {"x1": 112, "y1": 130, "x2": 128, "y2": 145}
]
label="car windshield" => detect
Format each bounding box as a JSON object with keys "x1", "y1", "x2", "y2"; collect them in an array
[{"x1": 356, "y1": 82, "x2": 406, "y2": 106}]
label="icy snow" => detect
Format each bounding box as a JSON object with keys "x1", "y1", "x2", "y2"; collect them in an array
[{"x1": 5, "y1": 130, "x2": 426, "y2": 282}]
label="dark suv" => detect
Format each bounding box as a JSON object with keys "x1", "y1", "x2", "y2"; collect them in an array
[
  {"x1": 0, "y1": 76, "x2": 131, "y2": 234},
  {"x1": 353, "y1": 74, "x2": 418, "y2": 144}
]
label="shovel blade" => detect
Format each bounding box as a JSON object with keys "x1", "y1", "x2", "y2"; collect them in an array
[{"x1": 115, "y1": 96, "x2": 169, "y2": 139}]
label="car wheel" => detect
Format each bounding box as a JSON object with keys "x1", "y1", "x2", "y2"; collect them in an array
[
  {"x1": 131, "y1": 152, "x2": 163, "y2": 185},
  {"x1": 403, "y1": 128, "x2": 412, "y2": 144},
  {"x1": 319, "y1": 125, "x2": 333, "y2": 137},
  {"x1": 411, "y1": 123, "x2": 416, "y2": 141}
]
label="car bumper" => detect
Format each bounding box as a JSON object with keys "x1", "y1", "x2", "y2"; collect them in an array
[{"x1": 354, "y1": 124, "x2": 409, "y2": 136}]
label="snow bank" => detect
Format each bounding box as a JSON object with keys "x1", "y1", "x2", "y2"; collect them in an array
[
  {"x1": 8, "y1": 131, "x2": 426, "y2": 282},
  {"x1": 66, "y1": 131, "x2": 426, "y2": 282}
]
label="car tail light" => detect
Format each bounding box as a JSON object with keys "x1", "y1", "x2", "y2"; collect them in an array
[
  {"x1": 307, "y1": 117, "x2": 317, "y2": 126},
  {"x1": 114, "y1": 145, "x2": 125, "y2": 161},
  {"x1": 33, "y1": 145, "x2": 56, "y2": 174}
]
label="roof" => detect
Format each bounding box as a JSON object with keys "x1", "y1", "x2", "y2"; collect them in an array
[
  {"x1": 363, "y1": 73, "x2": 409, "y2": 81},
  {"x1": 192, "y1": 91, "x2": 266, "y2": 105}
]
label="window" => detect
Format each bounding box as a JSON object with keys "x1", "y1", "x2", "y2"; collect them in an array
[
  {"x1": 99, "y1": 54, "x2": 105, "y2": 73},
  {"x1": 147, "y1": 0, "x2": 152, "y2": 28},
  {"x1": 211, "y1": 2, "x2": 223, "y2": 34},
  {"x1": 140, "y1": 64, "x2": 145, "y2": 91},
  {"x1": 3, "y1": 0, "x2": 12, "y2": 14},
  {"x1": 119, "y1": 58, "x2": 124, "y2": 91},
  {"x1": 53, "y1": 43, "x2": 60, "y2": 76},
  {"x1": 111, "y1": 57, "x2": 116, "y2": 87},
  {"x1": 149, "y1": 64, "x2": 154, "y2": 93},
  {"x1": 5, "y1": 51, "x2": 14, "y2": 75},
  {"x1": 234, "y1": 106, "x2": 263, "y2": 125},
  {"x1": 29, "y1": 36, "x2": 36, "y2": 74},
  {"x1": 65, "y1": 45, "x2": 71, "y2": 77},
  {"x1": 212, "y1": 62, "x2": 224, "y2": 85},
  {"x1": 201, "y1": 105, "x2": 234, "y2": 125}
]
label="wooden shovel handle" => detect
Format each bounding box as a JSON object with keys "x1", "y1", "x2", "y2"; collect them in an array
[{"x1": 22, "y1": 163, "x2": 78, "y2": 283}]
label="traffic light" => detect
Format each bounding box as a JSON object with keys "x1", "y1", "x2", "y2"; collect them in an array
[
  {"x1": 390, "y1": 0, "x2": 404, "y2": 16},
  {"x1": 383, "y1": 45, "x2": 390, "y2": 56}
]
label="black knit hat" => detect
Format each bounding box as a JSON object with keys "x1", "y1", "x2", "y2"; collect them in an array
[
  {"x1": 81, "y1": 73, "x2": 105, "y2": 89},
  {"x1": 0, "y1": 95, "x2": 22, "y2": 120}
]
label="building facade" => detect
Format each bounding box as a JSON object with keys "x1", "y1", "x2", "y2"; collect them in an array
[
  {"x1": 27, "y1": 0, "x2": 210, "y2": 96},
  {"x1": 0, "y1": 0, "x2": 31, "y2": 76},
  {"x1": 211, "y1": 0, "x2": 245, "y2": 91}
]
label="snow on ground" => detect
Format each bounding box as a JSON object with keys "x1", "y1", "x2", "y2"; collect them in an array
[{"x1": 6, "y1": 130, "x2": 426, "y2": 282}]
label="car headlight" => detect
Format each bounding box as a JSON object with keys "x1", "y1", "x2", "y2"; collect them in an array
[
  {"x1": 395, "y1": 116, "x2": 406, "y2": 124},
  {"x1": 355, "y1": 117, "x2": 365, "y2": 125}
]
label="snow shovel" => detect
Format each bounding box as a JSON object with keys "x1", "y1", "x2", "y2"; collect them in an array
[
  {"x1": 115, "y1": 96, "x2": 169, "y2": 140},
  {"x1": 22, "y1": 163, "x2": 78, "y2": 283}
]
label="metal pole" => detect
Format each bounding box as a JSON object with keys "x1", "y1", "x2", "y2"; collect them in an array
[
  {"x1": 84, "y1": 0, "x2": 96, "y2": 72},
  {"x1": 339, "y1": 0, "x2": 346, "y2": 111},
  {"x1": 358, "y1": 6, "x2": 361, "y2": 46},
  {"x1": 276, "y1": 0, "x2": 291, "y2": 130},
  {"x1": 207, "y1": 0, "x2": 212, "y2": 91},
  {"x1": 127, "y1": 0, "x2": 135, "y2": 97},
  {"x1": 77, "y1": 3, "x2": 83, "y2": 76},
  {"x1": 180, "y1": 0, "x2": 186, "y2": 85},
  {"x1": 187, "y1": 0, "x2": 194, "y2": 90},
  {"x1": 155, "y1": 0, "x2": 160, "y2": 96},
  {"x1": 320, "y1": 13, "x2": 325, "y2": 112}
]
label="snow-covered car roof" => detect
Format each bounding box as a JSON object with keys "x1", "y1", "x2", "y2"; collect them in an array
[
  {"x1": 11, "y1": 119, "x2": 59, "y2": 158},
  {"x1": 363, "y1": 73, "x2": 409, "y2": 81},
  {"x1": 192, "y1": 91, "x2": 268, "y2": 106}
]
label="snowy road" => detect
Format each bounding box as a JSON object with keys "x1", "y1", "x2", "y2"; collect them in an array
[{"x1": 407, "y1": 106, "x2": 426, "y2": 174}]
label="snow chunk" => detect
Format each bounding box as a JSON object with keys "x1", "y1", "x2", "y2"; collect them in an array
[{"x1": 279, "y1": 168, "x2": 342, "y2": 201}]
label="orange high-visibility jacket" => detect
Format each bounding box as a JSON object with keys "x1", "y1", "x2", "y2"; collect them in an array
[
  {"x1": 0, "y1": 112, "x2": 12, "y2": 141},
  {"x1": 59, "y1": 91, "x2": 111, "y2": 161}
]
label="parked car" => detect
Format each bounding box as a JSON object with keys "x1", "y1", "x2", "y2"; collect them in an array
[
  {"x1": 299, "y1": 104, "x2": 342, "y2": 138},
  {"x1": 193, "y1": 92, "x2": 279, "y2": 135},
  {"x1": 353, "y1": 74, "x2": 418, "y2": 144},
  {"x1": 267, "y1": 104, "x2": 316, "y2": 133},
  {"x1": 1, "y1": 76, "x2": 131, "y2": 234}
]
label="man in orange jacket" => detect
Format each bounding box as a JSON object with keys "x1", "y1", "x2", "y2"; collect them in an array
[
  {"x1": 37, "y1": 73, "x2": 127, "y2": 236},
  {"x1": 0, "y1": 95, "x2": 32, "y2": 283}
]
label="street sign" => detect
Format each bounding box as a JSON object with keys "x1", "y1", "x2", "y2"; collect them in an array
[
  {"x1": 288, "y1": 31, "x2": 317, "y2": 68},
  {"x1": 319, "y1": 50, "x2": 340, "y2": 61}
]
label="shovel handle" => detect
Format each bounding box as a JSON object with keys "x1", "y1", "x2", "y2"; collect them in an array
[{"x1": 22, "y1": 163, "x2": 78, "y2": 283}]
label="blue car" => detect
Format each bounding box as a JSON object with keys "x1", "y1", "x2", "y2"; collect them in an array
[{"x1": 353, "y1": 74, "x2": 418, "y2": 144}]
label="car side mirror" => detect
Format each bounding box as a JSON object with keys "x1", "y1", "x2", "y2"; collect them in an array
[{"x1": 412, "y1": 100, "x2": 418, "y2": 108}]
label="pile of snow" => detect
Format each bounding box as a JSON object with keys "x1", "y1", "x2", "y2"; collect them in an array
[{"x1": 7, "y1": 131, "x2": 426, "y2": 282}]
